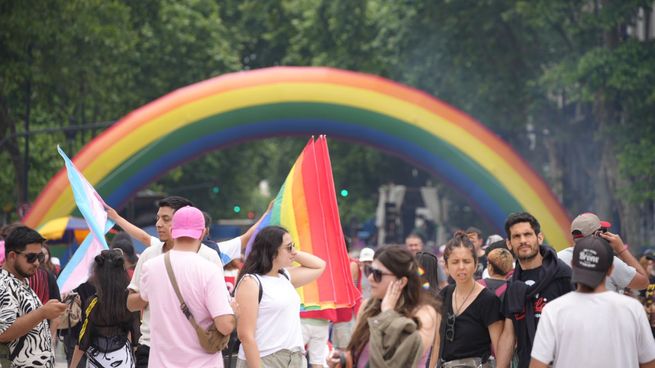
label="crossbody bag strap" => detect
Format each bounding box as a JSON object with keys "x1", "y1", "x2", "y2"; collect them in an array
[{"x1": 163, "y1": 252, "x2": 201, "y2": 330}]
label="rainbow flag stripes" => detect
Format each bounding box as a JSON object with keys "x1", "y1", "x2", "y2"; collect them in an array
[{"x1": 247, "y1": 136, "x2": 360, "y2": 312}]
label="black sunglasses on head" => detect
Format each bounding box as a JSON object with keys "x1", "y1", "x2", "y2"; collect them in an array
[
  {"x1": 16, "y1": 251, "x2": 45, "y2": 264},
  {"x1": 363, "y1": 265, "x2": 395, "y2": 282}
]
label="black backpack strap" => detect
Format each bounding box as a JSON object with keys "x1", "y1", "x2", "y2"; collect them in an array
[
  {"x1": 253, "y1": 274, "x2": 263, "y2": 303},
  {"x1": 235, "y1": 274, "x2": 263, "y2": 303}
]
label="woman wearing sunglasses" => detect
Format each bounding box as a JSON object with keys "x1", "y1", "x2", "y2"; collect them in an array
[
  {"x1": 431, "y1": 232, "x2": 504, "y2": 368},
  {"x1": 70, "y1": 248, "x2": 139, "y2": 368},
  {"x1": 234, "y1": 226, "x2": 326, "y2": 368},
  {"x1": 328, "y1": 245, "x2": 438, "y2": 368}
]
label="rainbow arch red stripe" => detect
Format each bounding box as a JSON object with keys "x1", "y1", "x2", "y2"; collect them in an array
[{"x1": 23, "y1": 67, "x2": 572, "y2": 248}]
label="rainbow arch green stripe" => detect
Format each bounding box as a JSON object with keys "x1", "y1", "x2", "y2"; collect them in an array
[{"x1": 24, "y1": 67, "x2": 572, "y2": 248}]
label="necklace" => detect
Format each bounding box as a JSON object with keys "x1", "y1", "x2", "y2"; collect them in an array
[{"x1": 453, "y1": 283, "x2": 476, "y2": 316}]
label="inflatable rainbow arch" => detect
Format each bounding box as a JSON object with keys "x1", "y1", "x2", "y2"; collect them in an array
[{"x1": 23, "y1": 67, "x2": 571, "y2": 248}]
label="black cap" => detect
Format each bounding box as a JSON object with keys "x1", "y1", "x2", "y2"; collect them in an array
[{"x1": 572, "y1": 236, "x2": 613, "y2": 288}]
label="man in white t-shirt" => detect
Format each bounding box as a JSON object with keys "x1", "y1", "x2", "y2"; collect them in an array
[
  {"x1": 139, "y1": 206, "x2": 235, "y2": 367},
  {"x1": 106, "y1": 196, "x2": 268, "y2": 367},
  {"x1": 558, "y1": 212, "x2": 649, "y2": 292},
  {"x1": 531, "y1": 236, "x2": 655, "y2": 368}
]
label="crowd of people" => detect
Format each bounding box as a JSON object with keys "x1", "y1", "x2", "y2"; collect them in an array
[{"x1": 2, "y1": 195, "x2": 655, "y2": 368}]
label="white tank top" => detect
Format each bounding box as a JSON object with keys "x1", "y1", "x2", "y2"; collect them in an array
[{"x1": 237, "y1": 270, "x2": 304, "y2": 359}]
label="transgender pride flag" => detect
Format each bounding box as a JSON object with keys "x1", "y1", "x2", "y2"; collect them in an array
[{"x1": 56, "y1": 146, "x2": 114, "y2": 293}]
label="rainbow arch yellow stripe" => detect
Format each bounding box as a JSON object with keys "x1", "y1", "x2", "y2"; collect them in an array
[{"x1": 24, "y1": 67, "x2": 572, "y2": 248}]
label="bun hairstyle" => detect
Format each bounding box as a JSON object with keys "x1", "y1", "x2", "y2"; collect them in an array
[
  {"x1": 443, "y1": 230, "x2": 478, "y2": 264},
  {"x1": 94, "y1": 250, "x2": 125, "y2": 269}
]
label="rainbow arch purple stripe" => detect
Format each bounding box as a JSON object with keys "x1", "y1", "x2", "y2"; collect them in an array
[{"x1": 24, "y1": 67, "x2": 571, "y2": 247}]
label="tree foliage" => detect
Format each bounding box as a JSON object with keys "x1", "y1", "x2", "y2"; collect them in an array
[{"x1": 1, "y1": 0, "x2": 654, "y2": 245}]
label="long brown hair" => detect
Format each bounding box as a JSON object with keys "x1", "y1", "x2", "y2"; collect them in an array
[{"x1": 347, "y1": 245, "x2": 437, "y2": 363}]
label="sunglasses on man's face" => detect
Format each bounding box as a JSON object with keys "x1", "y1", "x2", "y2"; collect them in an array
[
  {"x1": 16, "y1": 251, "x2": 45, "y2": 264},
  {"x1": 363, "y1": 265, "x2": 395, "y2": 283}
]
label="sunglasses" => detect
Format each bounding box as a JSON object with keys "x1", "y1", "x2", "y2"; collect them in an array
[
  {"x1": 445, "y1": 312, "x2": 456, "y2": 342},
  {"x1": 364, "y1": 265, "x2": 395, "y2": 283},
  {"x1": 282, "y1": 242, "x2": 296, "y2": 253},
  {"x1": 16, "y1": 251, "x2": 45, "y2": 264}
]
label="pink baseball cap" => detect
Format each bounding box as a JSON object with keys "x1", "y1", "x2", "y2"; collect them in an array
[{"x1": 171, "y1": 206, "x2": 205, "y2": 240}]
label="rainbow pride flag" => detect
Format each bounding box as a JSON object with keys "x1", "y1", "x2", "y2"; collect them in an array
[
  {"x1": 56, "y1": 146, "x2": 114, "y2": 293},
  {"x1": 247, "y1": 136, "x2": 360, "y2": 313}
]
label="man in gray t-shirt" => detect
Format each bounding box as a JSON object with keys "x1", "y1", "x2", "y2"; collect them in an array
[{"x1": 558, "y1": 212, "x2": 648, "y2": 292}]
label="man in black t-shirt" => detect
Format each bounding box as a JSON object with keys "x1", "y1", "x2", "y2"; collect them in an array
[
  {"x1": 495, "y1": 212, "x2": 572, "y2": 368},
  {"x1": 466, "y1": 227, "x2": 487, "y2": 279}
]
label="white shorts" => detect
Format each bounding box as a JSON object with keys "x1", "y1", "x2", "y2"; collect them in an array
[{"x1": 301, "y1": 319, "x2": 330, "y2": 366}]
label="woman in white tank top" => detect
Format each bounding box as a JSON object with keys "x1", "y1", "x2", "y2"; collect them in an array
[{"x1": 234, "y1": 226, "x2": 326, "y2": 368}]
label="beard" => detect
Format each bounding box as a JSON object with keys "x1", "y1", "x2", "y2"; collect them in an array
[
  {"x1": 517, "y1": 245, "x2": 540, "y2": 261},
  {"x1": 15, "y1": 263, "x2": 36, "y2": 278}
]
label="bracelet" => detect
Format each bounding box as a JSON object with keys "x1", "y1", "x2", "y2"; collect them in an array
[{"x1": 617, "y1": 245, "x2": 629, "y2": 255}]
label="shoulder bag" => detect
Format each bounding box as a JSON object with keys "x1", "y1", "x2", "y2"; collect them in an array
[{"x1": 164, "y1": 252, "x2": 230, "y2": 353}]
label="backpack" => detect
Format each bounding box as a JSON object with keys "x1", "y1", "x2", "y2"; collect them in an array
[{"x1": 477, "y1": 278, "x2": 508, "y2": 298}]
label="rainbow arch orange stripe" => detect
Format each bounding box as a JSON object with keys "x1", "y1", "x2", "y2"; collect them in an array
[{"x1": 24, "y1": 67, "x2": 572, "y2": 248}]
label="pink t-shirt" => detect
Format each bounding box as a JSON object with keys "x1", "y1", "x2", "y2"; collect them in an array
[{"x1": 141, "y1": 250, "x2": 233, "y2": 368}]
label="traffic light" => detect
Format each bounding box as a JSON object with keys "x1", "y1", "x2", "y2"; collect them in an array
[
  {"x1": 247, "y1": 211, "x2": 255, "y2": 220},
  {"x1": 233, "y1": 205, "x2": 241, "y2": 213},
  {"x1": 340, "y1": 189, "x2": 349, "y2": 198},
  {"x1": 211, "y1": 186, "x2": 220, "y2": 194}
]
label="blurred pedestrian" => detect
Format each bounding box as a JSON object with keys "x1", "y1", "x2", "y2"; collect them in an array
[
  {"x1": 558, "y1": 213, "x2": 649, "y2": 292},
  {"x1": 109, "y1": 232, "x2": 139, "y2": 278},
  {"x1": 479, "y1": 247, "x2": 513, "y2": 299},
  {"x1": 465, "y1": 227, "x2": 487, "y2": 279},
  {"x1": 416, "y1": 251, "x2": 441, "y2": 295}
]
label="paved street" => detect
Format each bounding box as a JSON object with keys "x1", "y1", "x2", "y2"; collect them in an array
[{"x1": 54, "y1": 340, "x2": 67, "y2": 368}]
